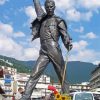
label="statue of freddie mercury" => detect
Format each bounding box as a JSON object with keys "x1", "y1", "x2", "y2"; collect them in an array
[{"x1": 20, "y1": 0, "x2": 72, "y2": 99}]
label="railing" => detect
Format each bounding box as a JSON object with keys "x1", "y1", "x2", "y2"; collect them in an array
[{"x1": 2, "y1": 94, "x2": 15, "y2": 100}]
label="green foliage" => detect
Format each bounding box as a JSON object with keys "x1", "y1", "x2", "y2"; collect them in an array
[
  {"x1": 0, "y1": 60, "x2": 11, "y2": 67},
  {"x1": 0, "y1": 55, "x2": 31, "y2": 73}
]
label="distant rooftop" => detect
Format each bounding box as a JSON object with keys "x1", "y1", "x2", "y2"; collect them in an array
[{"x1": 91, "y1": 63, "x2": 100, "y2": 74}]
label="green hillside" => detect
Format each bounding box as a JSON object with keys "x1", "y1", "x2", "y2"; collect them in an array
[
  {"x1": 0, "y1": 55, "x2": 97, "y2": 84},
  {"x1": 0, "y1": 55, "x2": 31, "y2": 73}
]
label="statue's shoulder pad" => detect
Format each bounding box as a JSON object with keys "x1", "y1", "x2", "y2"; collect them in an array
[
  {"x1": 55, "y1": 16, "x2": 67, "y2": 29},
  {"x1": 31, "y1": 18, "x2": 40, "y2": 26},
  {"x1": 54, "y1": 16, "x2": 63, "y2": 21}
]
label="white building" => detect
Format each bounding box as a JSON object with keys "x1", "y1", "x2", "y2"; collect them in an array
[
  {"x1": 0, "y1": 66, "x2": 17, "y2": 95},
  {"x1": 15, "y1": 73, "x2": 52, "y2": 98},
  {"x1": 70, "y1": 82, "x2": 90, "y2": 92},
  {"x1": 90, "y1": 64, "x2": 100, "y2": 92},
  {"x1": 0, "y1": 66, "x2": 54, "y2": 98}
]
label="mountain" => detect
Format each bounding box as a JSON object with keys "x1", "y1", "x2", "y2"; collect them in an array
[
  {"x1": 44, "y1": 61, "x2": 96, "y2": 84},
  {"x1": 0, "y1": 55, "x2": 97, "y2": 84},
  {"x1": 0, "y1": 55, "x2": 31, "y2": 73}
]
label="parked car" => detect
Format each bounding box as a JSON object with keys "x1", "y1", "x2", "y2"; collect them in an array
[
  {"x1": 93, "y1": 92, "x2": 100, "y2": 100},
  {"x1": 69, "y1": 91, "x2": 98, "y2": 100}
]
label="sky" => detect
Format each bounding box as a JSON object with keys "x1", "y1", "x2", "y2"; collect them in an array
[{"x1": 0, "y1": 0, "x2": 100, "y2": 65}]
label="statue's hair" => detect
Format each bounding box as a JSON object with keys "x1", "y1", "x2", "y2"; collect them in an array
[{"x1": 45, "y1": 0, "x2": 55, "y2": 7}]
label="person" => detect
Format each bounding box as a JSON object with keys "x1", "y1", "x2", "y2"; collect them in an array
[
  {"x1": 20, "y1": 0, "x2": 72, "y2": 99},
  {"x1": 15, "y1": 87, "x2": 24, "y2": 100}
]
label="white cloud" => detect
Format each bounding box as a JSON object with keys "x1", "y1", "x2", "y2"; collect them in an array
[
  {"x1": 69, "y1": 49, "x2": 100, "y2": 63},
  {"x1": 54, "y1": 0, "x2": 100, "y2": 12},
  {"x1": 0, "y1": 22, "x2": 13, "y2": 35},
  {"x1": 23, "y1": 38, "x2": 40, "y2": 60},
  {"x1": 14, "y1": 32, "x2": 25, "y2": 37},
  {"x1": 24, "y1": 5, "x2": 45, "y2": 23},
  {"x1": 48, "y1": 0, "x2": 95, "y2": 22},
  {"x1": 69, "y1": 40, "x2": 100, "y2": 63},
  {"x1": 56, "y1": 0, "x2": 99, "y2": 11},
  {"x1": 0, "y1": 36, "x2": 23, "y2": 59},
  {"x1": 0, "y1": 34, "x2": 40, "y2": 61},
  {"x1": 81, "y1": 11, "x2": 93, "y2": 21},
  {"x1": 72, "y1": 40, "x2": 88, "y2": 51},
  {"x1": 74, "y1": 26, "x2": 84, "y2": 33},
  {"x1": 23, "y1": 48, "x2": 39, "y2": 60},
  {"x1": 86, "y1": 32, "x2": 97, "y2": 39},
  {"x1": 53, "y1": 0, "x2": 94, "y2": 22},
  {"x1": 0, "y1": 22, "x2": 40, "y2": 61},
  {"x1": 93, "y1": 61, "x2": 100, "y2": 65},
  {"x1": 66, "y1": 8, "x2": 81, "y2": 22},
  {"x1": 66, "y1": 8, "x2": 93, "y2": 22},
  {"x1": 0, "y1": 0, "x2": 8, "y2": 5},
  {"x1": 0, "y1": 22, "x2": 99, "y2": 62},
  {"x1": 61, "y1": 40, "x2": 88, "y2": 59},
  {"x1": 24, "y1": 6, "x2": 38, "y2": 27},
  {"x1": 55, "y1": 0, "x2": 75, "y2": 9},
  {"x1": 3, "y1": 15, "x2": 9, "y2": 20},
  {"x1": 80, "y1": 32, "x2": 97, "y2": 39},
  {"x1": 24, "y1": 1, "x2": 94, "y2": 23},
  {"x1": 61, "y1": 40, "x2": 100, "y2": 64},
  {"x1": 78, "y1": 0, "x2": 100, "y2": 10},
  {"x1": 0, "y1": 22, "x2": 26, "y2": 38},
  {"x1": 25, "y1": 6, "x2": 36, "y2": 23}
]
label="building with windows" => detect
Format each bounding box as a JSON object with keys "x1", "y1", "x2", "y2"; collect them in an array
[
  {"x1": 89, "y1": 64, "x2": 100, "y2": 92},
  {"x1": 0, "y1": 66, "x2": 53, "y2": 98},
  {"x1": 0, "y1": 66, "x2": 17, "y2": 96},
  {"x1": 70, "y1": 82, "x2": 90, "y2": 92},
  {"x1": 0, "y1": 64, "x2": 91, "y2": 99},
  {"x1": 16, "y1": 73, "x2": 52, "y2": 98}
]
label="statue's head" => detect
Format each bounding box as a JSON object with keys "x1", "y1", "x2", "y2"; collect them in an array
[{"x1": 45, "y1": 0, "x2": 55, "y2": 16}]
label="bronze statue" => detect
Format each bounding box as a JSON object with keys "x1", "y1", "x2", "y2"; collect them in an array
[{"x1": 20, "y1": 0, "x2": 72, "y2": 99}]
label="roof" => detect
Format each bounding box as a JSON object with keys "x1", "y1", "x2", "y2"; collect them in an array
[
  {"x1": 91, "y1": 66, "x2": 100, "y2": 74},
  {"x1": 70, "y1": 91, "x2": 94, "y2": 95}
]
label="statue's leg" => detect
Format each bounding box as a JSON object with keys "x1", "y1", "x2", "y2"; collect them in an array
[
  {"x1": 49, "y1": 47, "x2": 69, "y2": 94},
  {"x1": 52, "y1": 60, "x2": 69, "y2": 94},
  {"x1": 20, "y1": 54, "x2": 49, "y2": 100}
]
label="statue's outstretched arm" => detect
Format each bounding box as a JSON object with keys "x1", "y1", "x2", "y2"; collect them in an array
[{"x1": 33, "y1": 0, "x2": 45, "y2": 20}]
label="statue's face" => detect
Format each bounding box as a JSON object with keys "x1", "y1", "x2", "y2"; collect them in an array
[{"x1": 45, "y1": 1, "x2": 55, "y2": 16}]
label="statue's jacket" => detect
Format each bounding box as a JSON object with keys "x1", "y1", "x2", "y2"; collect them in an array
[{"x1": 31, "y1": 14, "x2": 70, "y2": 53}]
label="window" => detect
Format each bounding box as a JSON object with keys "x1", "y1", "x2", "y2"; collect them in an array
[
  {"x1": 75, "y1": 93, "x2": 93, "y2": 100},
  {"x1": 93, "y1": 93, "x2": 100, "y2": 100}
]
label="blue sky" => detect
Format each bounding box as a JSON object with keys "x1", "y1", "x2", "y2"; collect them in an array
[{"x1": 0, "y1": 0, "x2": 100, "y2": 65}]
